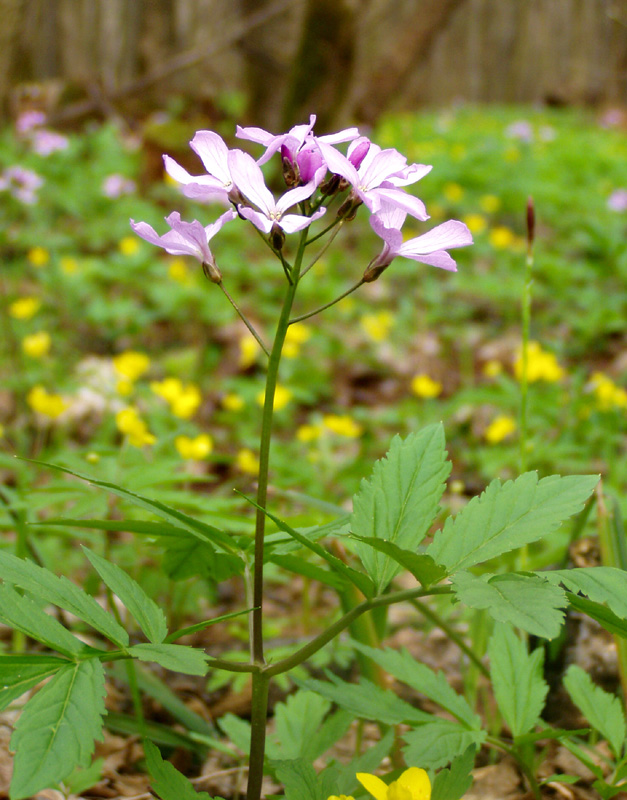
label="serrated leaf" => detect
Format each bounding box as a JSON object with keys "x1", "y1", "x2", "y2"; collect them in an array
[
  {"x1": 157, "y1": 535, "x2": 243, "y2": 581},
  {"x1": 166, "y1": 607, "x2": 253, "y2": 643},
  {"x1": 428, "y1": 473, "x2": 599, "y2": 574},
  {"x1": 349, "y1": 539, "x2": 446, "y2": 588},
  {"x1": 217, "y1": 713, "x2": 251, "y2": 755},
  {"x1": 273, "y1": 759, "x2": 322, "y2": 800},
  {"x1": 352, "y1": 426, "x2": 450, "y2": 592},
  {"x1": 544, "y1": 567, "x2": 627, "y2": 618},
  {"x1": 144, "y1": 740, "x2": 212, "y2": 800},
  {"x1": 271, "y1": 691, "x2": 331, "y2": 760},
  {"x1": 83, "y1": 547, "x2": 167, "y2": 644},
  {"x1": 451, "y1": 571, "x2": 567, "y2": 638},
  {"x1": 566, "y1": 593, "x2": 627, "y2": 639},
  {"x1": 0, "y1": 654, "x2": 67, "y2": 712},
  {"x1": 129, "y1": 643, "x2": 208, "y2": 676},
  {"x1": 10, "y1": 659, "x2": 106, "y2": 800},
  {"x1": 352, "y1": 642, "x2": 480, "y2": 728},
  {"x1": 563, "y1": 665, "x2": 626, "y2": 759},
  {"x1": 63, "y1": 758, "x2": 105, "y2": 796},
  {"x1": 0, "y1": 584, "x2": 88, "y2": 657},
  {"x1": 431, "y1": 745, "x2": 477, "y2": 800},
  {"x1": 488, "y1": 624, "x2": 548, "y2": 737},
  {"x1": 33, "y1": 518, "x2": 190, "y2": 537},
  {"x1": 402, "y1": 719, "x2": 486, "y2": 770},
  {"x1": 27, "y1": 459, "x2": 235, "y2": 552},
  {"x1": 298, "y1": 675, "x2": 431, "y2": 726},
  {"x1": 0, "y1": 550, "x2": 128, "y2": 647},
  {"x1": 332, "y1": 729, "x2": 395, "y2": 797}
]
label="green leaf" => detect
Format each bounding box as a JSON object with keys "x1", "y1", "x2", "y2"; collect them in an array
[
  {"x1": 351, "y1": 425, "x2": 450, "y2": 592},
  {"x1": 271, "y1": 691, "x2": 331, "y2": 760},
  {"x1": 402, "y1": 719, "x2": 486, "y2": 770},
  {"x1": 566, "y1": 593, "x2": 627, "y2": 639},
  {"x1": 10, "y1": 659, "x2": 106, "y2": 800},
  {"x1": 0, "y1": 654, "x2": 68, "y2": 712},
  {"x1": 273, "y1": 759, "x2": 322, "y2": 800},
  {"x1": 431, "y1": 745, "x2": 477, "y2": 800},
  {"x1": 33, "y1": 518, "x2": 190, "y2": 537},
  {"x1": 544, "y1": 567, "x2": 627, "y2": 618},
  {"x1": 488, "y1": 624, "x2": 548, "y2": 737},
  {"x1": 0, "y1": 584, "x2": 88, "y2": 657},
  {"x1": 563, "y1": 664, "x2": 626, "y2": 759},
  {"x1": 63, "y1": 758, "x2": 105, "y2": 796},
  {"x1": 158, "y1": 535, "x2": 243, "y2": 581},
  {"x1": 0, "y1": 550, "x2": 128, "y2": 647},
  {"x1": 83, "y1": 547, "x2": 167, "y2": 644},
  {"x1": 128, "y1": 643, "x2": 208, "y2": 676},
  {"x1": 106, "y1": 711, "x2": 204, "y2": 752},
  {"x1": 349, "y1": 539, "x2": 446, "y2": 588},
  {"x1": 451, "y1": 571, "x2": 567, "y2": 638},
  {"x1": 166, "y1": 607, "x2": 254, "y2": 643},
  {"x1": 298, "y1": 675, "x2": 431, "y2": 726},
  {"x1": 352, "y1": 642, "x2": 480, "y2": 728},
  {"x1": 27, "y1": 459, "x2": 235, "y2": 552},
  {"x1": 428, "y1": 473, "x2": 599, "y2": 574},
  {"x1": 144, "y1": 740, "x2": 212, "y2": 800},
  {"x1": 332, "y1": 729, "x2": 395, "y2": 797},
  {"x1": 269, "y1": 554, "x2": 347, "y2": 591},
  {"x1": 241, "y1": 497, "x2": 375, "y2": 598}
]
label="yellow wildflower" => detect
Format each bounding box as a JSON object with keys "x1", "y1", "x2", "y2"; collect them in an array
[
  {"x1": 489, "y1": 226, "x2": 516, "y2": 249},
  {"x1": 483, "y1": 359, "x2": 503, "y2": 378},
  {"x1": 443, "y1": 182, "x2": 464, "y2": 203},
  {"x1": 175, "y1": 434, "x2": 213, "y2": 460},
  {"x1": 411, "y1": 374, "x2": 442, "y2": 399},
  {"x1": 222, "y1": 392, "x2": 245, "y2": 412},
  {"x1": 322, "y1": 414, "x2": 363, "y2": 438},
  {"x1": 479, "y1": 194, "x2": 501, "y2": 213},
  {"x1": 60, "y1": 256, "x2": 78, "y2": 274},
  {"x1": 9, "y1": 296, "x2": 41, "y2": 320},
  {"x1": 115, "y1": 407, "x2": 156, "y2": 448},
  {"x1": 27, "y1": 246, "x2": 49, "y2": 267},
  {"x1": 514, "y1": 342, "x2": 564, "y2": 383},
  {"x1": 484, "y1": 415, "x2": 517, "y2": 444},
  {"x1": 27, "y1": 386, "x2": 67, "y2": 418},
  {"x1": 283, "y1": 323, "x2": 312, "y2": 358},
  {"x1": 361, "y1": 311, "x2": 394, "y2": 343},
  {"x1": 151, "y1": 378, "x2": 202, "y2": 419},
  {"x1": 589, "y1": 372, "x2": 627, "y2": 411},
  {"x1": 256, "y1": 384, "x2": 292, "y2": 411},
  {"x1": 357, "y1": 767, "x2": 431, "y2": 800},
  {"x1": 113, "y1": 351, "x2": 150, "y2": 382},
  {"x1": 462, "y1": 214, "x2": 487, "y2": 234},
  {"x1": 236, "y1": 448, "x2": 259, "y2": 475},
  {"x1": 22, "y1": 331, "x2": 51, "y2": 358},
  {"x1": 327, "y1": 796, "x2": 354, "y2": 800},
  {"x1": 168, "y1": 258, "x2": 191, "y2": 284},
  {"x1": 119, "y1": 236, "x2": 140, "y2": 256},
  {"x1": 151, "y1": 377, "x2": 183, "y2": 403},
  {"x1": 296, "y1": 424, "x2": 322, "y2": 443},
  {"x1": 239, "y1": 333, "x2": 261, "y2": 369},
  {"x1": 116, "y1": 379, "x2": 134, "y2": 397}
]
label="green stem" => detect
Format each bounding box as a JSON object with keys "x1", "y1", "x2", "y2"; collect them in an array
[
  {"x1": 246, "y1": 230, "x2": 308, "y2": 800},
  {"x1": 289, "y1": 279, "x2": 365, "y2": 325},
  {"x1": 300, "y1": 221, "x2": 344, "y2": 278},
  {"x1": 519, "y1": 233, "x2": 534, "y2": 474},
  {"x1": 218, "y1": 282, "x2": 269, "y2": 356}
]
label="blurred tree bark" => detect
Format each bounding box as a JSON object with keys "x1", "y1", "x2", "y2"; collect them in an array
[
  {"x1": 280, "y1": 0, "x2": 358, "y2": 133},
  {"x1": 0, "y1": 0, "x2": 25, "y2": 116}
]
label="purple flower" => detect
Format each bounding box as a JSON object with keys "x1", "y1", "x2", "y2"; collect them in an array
[
  {"x1": 163, "y1": 130, "x2": 236, "y2": 205},
  {"x1": 16, "y1": 110, "x2": 46, "y2": 134},
  {"x1": 0, "y1": 166, "x2": 43, "y2": 205},
  {"x1": 316, "y1": 138, "x2": 432, "y2": 220},
  {"x1": 103, "y1": 174, "x2": 137, "y2": 198},
  {"x1": 505, "y1": 120, "x2": 533, "y2": 142},
  {"x1": 227, "y1": 149, "x2": 325, "y2": 234},
  {"x1": 130, "y1": 209, "x2": 236, "y2": 281},
  {"x1": 608, "y1": 189, "x2": 627, "y2": 212},
  {"x1": 30, "y1": 129, "x2": 69, "y2": 156},
  {"x1": 364, "y1": 202, "x2": 473, "y2": 281}
]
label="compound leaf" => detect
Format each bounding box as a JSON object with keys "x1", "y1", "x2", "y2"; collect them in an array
[
  {"x1": 428, "y1": 473, "x2": 598, "y2": 574},
  {"x1": 129, "y1": 643, "x2": 208, "y2": 676},
  {"x1": 402, "y1": 719, "x2": 486, "y2": 770},
  {"x1": 0, "y1": 654, "x2": 67, "y2": 712},
  {"x1": 352, "y1": 425, "x2": 450, "y2": 592},
  {"x1": 10, "y1": 658, "x2": 106, "y2": 800},
  {"x1": 544, "y1": 567, "x2": 627, "y2": 618},
  {"x1": 144, "y1": 740, "x2": 213, "y2": 800}
]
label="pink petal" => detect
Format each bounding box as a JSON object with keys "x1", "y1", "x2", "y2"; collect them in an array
[
  {"x1": 373, "y1": 186, "x2": 429, "y2": 220},
  {"x1": 397, "y1": 220, "x2": 473, "y2": 255},
  {"x1": 316, "y1": 140, "x2": 360, "y2": 186},
  {"x1": 237, "y1": 206, "x2": 273, "y2": 234},
  {"x1": 386, "y1": 162, "x2": 432, "y2": 187},
  {"x1": 279, "y1": 207, "x2": 326, "y2": 233},
  {"x1": 190, "y1": 131, "x2": 231, "y2": 185},
  {"x1": 228, "y1": 149, "x2": 275, "y2": 214},
  {"x1": 361, "y1": 148, "x2": 408, "y2": 190},
  {"x1": 276, "y1": 180, "x2": 319, "y2": 215}
]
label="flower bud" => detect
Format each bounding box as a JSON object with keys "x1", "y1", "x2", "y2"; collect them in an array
[
  {"x1": 202, "y1": 258, "x2": 222, "y2": 283},
  {"x1": 319, "y1": 173, "x2": 341, "y2": 197},
  {"x1": 348, "y1": 137, "x2": 370, "y2": 169},
  {"x1": 281, "y1": 144, "x2": 298, "y2": 187},
  {"x1": 362, "y1": 253, "x2": 392, "y2": 283},
  {"x1": 270, "y1": 223, "x2": 285, "y2": 251},
  {"x1": 337, "y1": 194, "x2": 362, "y2": 221}
]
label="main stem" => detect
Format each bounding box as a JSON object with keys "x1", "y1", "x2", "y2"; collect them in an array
[{"x1": 247, "y1": 235, "x2": 306, "y2": 800}]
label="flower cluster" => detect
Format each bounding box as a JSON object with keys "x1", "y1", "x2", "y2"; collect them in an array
[{"x1": 131, "y1": 114, "x2": 472, "y2": 283}]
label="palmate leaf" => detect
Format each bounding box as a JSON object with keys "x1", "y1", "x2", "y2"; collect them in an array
[
  {"x1": 272, "y1": 691, "x2": 331, "y2": 760},
  {"x1": 351, "y1": 425, "x2": 450, "y2": 593},
  {"x1": 10, "y1": 658, "x2": 106, "y2": 800},
  {"x1": 451, "y1": 571, "x2": 567, "y2": 638},
  {"x1": 144, "y1": 740, "x2": 213, "y2": 800},
  {"x1": 427, "y1": 473, "x2": 599, "y2": 574},
  {"x1": 563, "y1": 664, "x2": 626, "y2": 759},
  {"x1": 273, "y1": 759, "x2": 322, "y2": 800},
  {"x1": 488, "y1": 624, "x2": 548, "y2": 737},
  {"x1": 128, "y1": 643, "x2": 209, "y2": 676},
  {"x1": 0, "y1": 654, "x2": 68, "y2": 712},
  {"x1": 402, "y1": 719, "x2": 486, "y2": 770},
  {"x1": 0, "y1": 584, "x2": 88, "y2": 657},
  {"x1": 27, "y1": 459, "x2": 235, "y2": 552},
  {"x1": 83, "y1": 547, "x2": 167, "y2": 644},
  {"x1": 352, "y1": 642, "x2": 480, "y2": 728},
  {"x1": 0, "y1": 550, "x2": 128, "y2": 647}
]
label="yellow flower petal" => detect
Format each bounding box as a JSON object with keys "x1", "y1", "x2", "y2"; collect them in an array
[
  {"x1": 9, "y1": 296, "x2": 41, "y2": 319},
  {"x1": 396, "y1": 768, "x2": 431, "y2": 800},
  {"x1": 22, "y1": 331, "x2": 51, "y2": 358},
  {"x1": 356, "y1": 772, "x2": 389, "y2": 800},
  {"x1": 411, "y1": 374, "x2": 442, "y2": 399}
]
